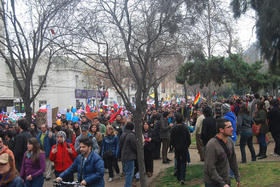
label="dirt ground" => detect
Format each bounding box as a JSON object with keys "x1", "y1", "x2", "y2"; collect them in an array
[{"x1": 45, "y1": 141, "x2": 280, "y2": 187}]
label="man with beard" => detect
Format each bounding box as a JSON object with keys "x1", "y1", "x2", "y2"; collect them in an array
[
  {"x1": 56, "y1": 137, "x2": 104, "y2": 187},
  {"x1": 204, "y1": 119, "x2": 240, "y2": 187}
]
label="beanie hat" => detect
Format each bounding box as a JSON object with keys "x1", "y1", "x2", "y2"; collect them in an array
[
  {"x1": 221, "y1": 103, "x2": 231, "y2": 114},
  {"x1": 57, "y1": 131, "x2": 66, "y2": 139}
]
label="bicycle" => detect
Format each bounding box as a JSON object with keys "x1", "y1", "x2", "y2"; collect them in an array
[{"x1": 53, "y1": 180, "x2": 85, "y2": 187}]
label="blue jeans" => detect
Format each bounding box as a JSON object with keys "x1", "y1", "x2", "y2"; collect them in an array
[
  {"x1": 123, "y1": 160, "x2": 134, "y2": 187},
  {"x1": 25, "y1": 175, "x2": 44, "y2": 187},
  {"x1": 240, "y1": 133, "x2": 256, "y2": 162},
  {"x1": 257, "y1": 133, "x2": 267, "y2": 147}
]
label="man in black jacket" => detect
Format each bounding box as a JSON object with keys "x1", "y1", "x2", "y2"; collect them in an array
[
  {"x1": 201, "y1": 106, "x2": 216, "y2": 146},
  {"x1": 120, "y1": 122, "x2": 137, "y2": 187},
  {"x1": 170, "y1": 113, "x2": 191, "y2": 185},
  {"x1": 15, "y1": 119, "x2": 32, "y2": 171}
]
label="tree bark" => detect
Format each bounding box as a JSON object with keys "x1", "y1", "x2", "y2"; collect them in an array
[
  {"x1": 183, "y1": 82, "x2": 188, "y2": 101},
  {"x1": 134, "y1": 98, "x2": 147, "y2": 187},
  {"x1": 154, "y1": 84, "x2": 159, "y2": 110}
]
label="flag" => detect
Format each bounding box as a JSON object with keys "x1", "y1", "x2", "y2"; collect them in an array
[
  {"x1": 109, "y1": 108, "x2": 122, "y2": 123},
  {"x1": 194, "y1": 92, "x2": 201, "y2": 105},
  {"x1": 149, "y1": 93, "x2": 155, "y2": 98},
  {"x1": 50, "y1": 29, "x2": 55, "y2": 35},
  {"x1": 86, "y1": 99, "x2": 91, "y2": 113}
]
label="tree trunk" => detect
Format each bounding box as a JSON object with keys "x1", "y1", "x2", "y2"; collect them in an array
[
  {"x1": 154, "y1": 84, "x2": 159, "y2": 110},
  {"x1": 134, "y1": 98, "x2": 147, "y2": 187},
  {"x1": 23, "y1": 98, "x2": 32, "y2": 124}
]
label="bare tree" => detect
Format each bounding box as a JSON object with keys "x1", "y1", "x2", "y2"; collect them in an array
[
  {"x1": 60, "y1": 0, "x2": 209, "y2": 186},
  {"x1": 0, "y1": 0, "x2": 78, "y2": 122}
]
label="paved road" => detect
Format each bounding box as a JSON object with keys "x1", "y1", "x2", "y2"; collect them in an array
[{"x1": 45, "y1": 142, "x2": 280, "y2": 187}]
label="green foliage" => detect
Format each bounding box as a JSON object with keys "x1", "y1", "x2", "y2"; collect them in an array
[
  {"x1": 176, "y1": 54, "x2": 280, "y2": 92},
  {"x1": 230, "y1": 0, "x2": 280, "y2": 75}
]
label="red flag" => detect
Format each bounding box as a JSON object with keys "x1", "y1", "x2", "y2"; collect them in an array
[
  {"x1": 86, "y1": 104, "x2": 90, "y2": 113},
  {"x1": 109, "y1": 108, "x2": 122, "y2": 123},
  {"x1": 50, "y1": 29, "x2": 55, "y2": 35}
]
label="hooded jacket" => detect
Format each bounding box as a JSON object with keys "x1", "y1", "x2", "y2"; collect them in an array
[
  {"x1": 223, "y1": 112, "x2": 237, "y2": 143},
  {"x1": 49, "y1": 142, "x2": 77, "y2": 172}
]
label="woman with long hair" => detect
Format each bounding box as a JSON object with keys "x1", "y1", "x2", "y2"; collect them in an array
[
  {"x1": 73, "y1": 122, "x2": 81, "y2": 137},
  {"x1": 254, "y1": 102, "x2": 269, "y2": 159},
  {"x1": 101, "y1": 125, "x2": 120, "y2": 182},
  {"x1": 143, "y1": 121, "x2": 154, "y2": 177},
  {"x1": 90, "y1": 124, "x2": 103, "y2": 150},
  {"x1": 0, "y1": 153, "x2": 25, "y2": 186},
  {"x1": 237, "y1": 104, "x2": 256, "y2": 163},
  {"x1": 20, "y1": 137, "x2": 46, "y2": 187}
]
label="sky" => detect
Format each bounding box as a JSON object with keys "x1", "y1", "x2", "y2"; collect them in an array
[{"x1": 223, "y1": 0, "x2": 257, "y2": 49}]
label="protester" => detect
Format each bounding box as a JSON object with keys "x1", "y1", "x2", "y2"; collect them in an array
[
  {"x1": 201, "y1": 106, "x2": 216, "y2": 146},
  {"x1": 36, "y1": 124, "x2": 54, "y2": 180},
  {"x1": 56, "y1": 137, "x2": 105, "y2": 187},
  {"x1": 194, "y1": 108, "x2": 205, "y2": 161},
  {"x1": 237, "y1": 104, "x2": 256, "y2": 163},
  {"x1": 0, "y1": 153, "x2": 25, "y2": 187},
  {"x1": 20, "y1": 138, "x2": 46, "y2": 187},
  {"x1": 170, "y1": 113, "x2": 191, "y2": 185},
  {"x1": 74, "y1": 123, "x2": 99, "y2": 154},
  {"x1": 0, "y1": 137, "x2": 15, "y2": 167},
  {"x1": 267, "y1": 99, "x2": 280, "y2": 156},
  {"x1": 120, "y1": 122, "x2": 137, "y2": 187},
  {"x1": 254, "y1": 102, "x2": 269, "y2": 159},
  {"x1": 49, "y1": 131, "x2": 77, "y2": 182},
  {"x1": 221, "y1": 103, "x2": 237, "y2": 144},
  {"x1": 160, "y1": 111, "x2": 172, "y2": 163},
  {"x1": 143, "y1": 122, "x2": 154, "y2": 177},
  {"x1": 15, "y1": 119, "x2": 32, "y2": 171},
  {"x1": 204, "y1": 119, "x2": 240, "y2": 187},
  {"x1": 151, "y1": 114, "x2": 161, "y2": 160},
  {"x1": 101, "y1": 125, "x2": 120, "y2": 182},
  {"x1": 93, "y1": 117, "x2": 106, "y2": 136},
  {"x1": 90, "y1": 124, "x2": 103, "y2": 150}
]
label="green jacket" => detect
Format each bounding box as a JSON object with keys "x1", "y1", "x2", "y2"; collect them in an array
[{"x1": 254, "y1": 109, "x2": 269, "y2": 134}]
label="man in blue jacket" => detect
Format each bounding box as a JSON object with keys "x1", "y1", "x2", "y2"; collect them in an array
[
  {"x1": 56, "y1": 137, "x2": 105, "y2": 187},
  {"x1": 222, "y1": 103, "x2": 237, "y2": 144},
  {"x1": 37, "y1": 124, "x2": 55, "y2": 180}
]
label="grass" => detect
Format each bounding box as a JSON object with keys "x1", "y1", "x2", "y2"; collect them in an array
[{"x1": 155, "y1": 162, "x2": 280, "y2": 187}]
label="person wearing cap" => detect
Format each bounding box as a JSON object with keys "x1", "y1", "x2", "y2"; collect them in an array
[
  {"x1": 221, "y1": 103, "x2": 237, "y2": 144},
  {"x1": 74, "y1": 123, "x2": 99, "y2": 154},
  {"x1": 0, "y1": 137, "x2": 15, "y2": 168},
  {"x1": 49, "y1": 131, "x2": 77, "y2": 182},
  {"x1": 56, "y1": 137, "x2": 105, "y2": 187},
  {"x1": 0, "y1": 153, "x2": 25, "y2": 186}
]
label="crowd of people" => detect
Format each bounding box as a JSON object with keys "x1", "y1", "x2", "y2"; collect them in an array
[{"x1": 0, "y1": 93, "x2": 279, "y2": 187}]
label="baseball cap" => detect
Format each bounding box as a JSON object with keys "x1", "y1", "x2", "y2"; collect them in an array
[
  {"x1": 0, "y1": 153, "x2": 9, "y2": 164},
  {"x1": 81, "y1": 124, "x2": 89, "y2": 131}
]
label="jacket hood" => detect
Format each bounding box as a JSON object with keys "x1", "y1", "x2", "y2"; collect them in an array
[{"x1": 225, "y1": 112, "x2": 236, "y2": 121}]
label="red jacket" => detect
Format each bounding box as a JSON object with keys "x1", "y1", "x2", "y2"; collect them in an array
[{"x1": 49, "y1": 142, "x2": 77, "y2": 172}]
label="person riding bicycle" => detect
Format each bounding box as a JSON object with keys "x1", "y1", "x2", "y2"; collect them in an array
[
  {"x1": 49, "y1": 131, "x2": 77, "y2": 182},
  {"x1": 56, "y1": 137, "x2": 104, "y2": 187}
]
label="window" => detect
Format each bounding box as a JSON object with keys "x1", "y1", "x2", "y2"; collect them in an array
[
  {"x1": 39, "y1": 100, "x2": 47, "y2": 107},
  {"x1": 38, "y1": 76, "x2": 47, "y2": 87}
]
